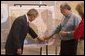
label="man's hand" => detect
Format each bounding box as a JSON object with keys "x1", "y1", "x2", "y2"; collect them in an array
[
  {"x1": 44, "y1": 36, "x2": 51, "y2": 40},
  {"x1": 37, "y1": 37, "x2": 44, "y2": 42},
  {"x1": 59, "y1": 31, "x2": 67, "y2": 37},
  {"x1": 17, "y1": 48, "x2": 22, "y2": 55}
]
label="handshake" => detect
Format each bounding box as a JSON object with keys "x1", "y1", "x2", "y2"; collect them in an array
[{"x1": 37, "y1": 35, "x2": 52, "y2": 42}]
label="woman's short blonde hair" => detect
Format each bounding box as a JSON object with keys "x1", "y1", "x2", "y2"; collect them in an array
[{"x1": 76, "y1": 2, "x2": 84, "y2": 16}]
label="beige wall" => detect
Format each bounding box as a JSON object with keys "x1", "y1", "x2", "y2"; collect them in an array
[{"x1": 1, "y1": 1, "x2": 55, "y2": 6}]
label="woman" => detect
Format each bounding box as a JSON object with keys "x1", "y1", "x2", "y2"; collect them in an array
[
  {"x1": 73, "y1": 2, "x2": 84, "y2": 55},
  {"x1": 73, "y1": 2, "x2": 84, "y2": 40}
]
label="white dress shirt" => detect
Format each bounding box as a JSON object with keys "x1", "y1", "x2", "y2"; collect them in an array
[{"x1": 25, "y1": 14, "x2": 31, "y2": 23}]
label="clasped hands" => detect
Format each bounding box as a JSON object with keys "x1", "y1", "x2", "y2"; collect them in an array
[{"x1": 37, "y1": 35, "x2": 51, "y2": 42}]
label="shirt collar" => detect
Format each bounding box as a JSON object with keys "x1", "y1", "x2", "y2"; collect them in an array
[
  {"x1": 25, "y1": 14, "x2": 31, "y2": 23},
  {"x1": 65, "y1": 12, "x2": 72, "y2": 19}
]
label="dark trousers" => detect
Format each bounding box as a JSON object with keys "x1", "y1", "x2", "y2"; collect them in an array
[
  {"x1": 5, "y1": 49, "x2": 18, "y2": 55},
  {"x1": 60, "y1": 39, "x2": 78, "y2": 55}
]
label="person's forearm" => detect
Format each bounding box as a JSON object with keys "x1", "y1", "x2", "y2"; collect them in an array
[
  {"x1": 67, "y1": 31, "x2": 74, "y2": 37},
  {"x1": 49, "y1": 25, "x2": 62, "y2": 38},
  {"x1": 59, "y1": 31, "x2": 74, "y2": 37}
]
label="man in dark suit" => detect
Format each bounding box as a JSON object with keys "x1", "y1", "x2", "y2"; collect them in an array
[{"x1": 5, "y1": 9, "x2": 44, "y2": 55}]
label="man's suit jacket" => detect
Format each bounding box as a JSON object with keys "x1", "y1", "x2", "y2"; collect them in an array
[{"x1": 5, "y1": 15, "x2": 38, "y2": 51}]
